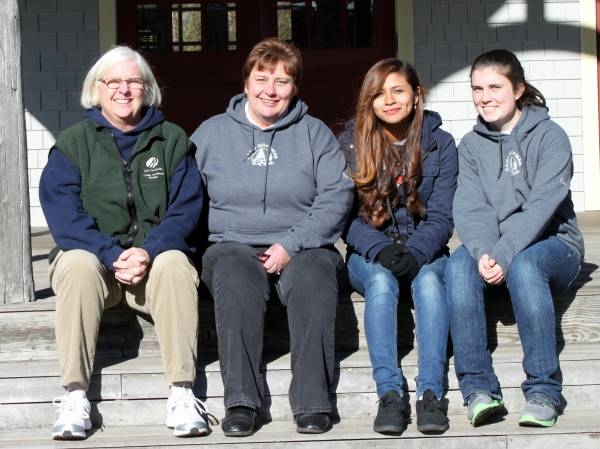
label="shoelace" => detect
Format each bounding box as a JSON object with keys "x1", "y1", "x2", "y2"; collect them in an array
[
  {"x1": 378, "y1": 395, "x2": 404, "y2": 415},
  {"x1": 52, "y1": 394, "x2": 90, "y2": 421},
  {"x1": 528, "y1": 394, "x2": 555, "y2": 410},
  {"x1": 171, "y1": 390, "x2": 219, "y2": 425},
  {"x1": 422, "y1": 395, "x2": 446, "y2": 413}
]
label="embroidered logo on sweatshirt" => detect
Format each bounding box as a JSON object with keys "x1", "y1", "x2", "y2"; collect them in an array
[
  {"x1": 503, "y1": 150, "x2": 523, "y2": 176},
  {"x1": 143, "y1": 156, "x2": 165, "y2": 180},
  {"x1": 146, "y1": 157, "x2": 159, "y2": 169},
  {"x1": 250, "y1": 143, "x2": 278, "y2": 166}
]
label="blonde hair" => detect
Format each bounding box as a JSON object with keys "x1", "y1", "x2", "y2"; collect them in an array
[{"x1": 80, "y1": 46, "x2": 162, "y2": 108}]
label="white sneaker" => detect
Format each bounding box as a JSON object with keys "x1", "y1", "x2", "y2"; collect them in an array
[
  {"x1": 166, "y1": 386, "x2": 209, "y2": 437},
  {"x1": 52, "y1": 390, "x2": 92, "y2": 440}
]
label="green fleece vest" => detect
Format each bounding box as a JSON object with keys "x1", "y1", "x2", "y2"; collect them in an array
[{"x1": 53, "y1": 119, "x2": 191, "y2": 248}]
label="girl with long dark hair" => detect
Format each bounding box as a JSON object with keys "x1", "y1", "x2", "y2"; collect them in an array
[{"x1": 339, "y1": 58, "x2": 458, "y2": 434}]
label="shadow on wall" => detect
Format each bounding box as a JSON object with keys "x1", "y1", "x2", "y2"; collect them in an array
[{"x1": 414, "y1": 1, "x2": 585, "y2": 87}]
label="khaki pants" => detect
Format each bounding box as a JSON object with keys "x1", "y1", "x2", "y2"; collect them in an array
[{"x1": 49, "y1": 249, "x2": 199, "y2": 389}]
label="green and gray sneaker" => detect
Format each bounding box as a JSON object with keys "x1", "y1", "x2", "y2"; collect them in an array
[
  {"x1": 519, "y1": 394, "x2": 557, "y2": 427},
  {"x1": 467, "y1": 393, "x2": 504, "y2": 426}
]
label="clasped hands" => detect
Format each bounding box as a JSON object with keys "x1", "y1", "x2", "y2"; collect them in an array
[
  {"x1": 113, "y1": 247, "x2": 150, "y2": 285},
  {"x1": 478, "y1": 254, "x2": 504, "y2": 285},
  {"x1": 376, "y1": 242, "x2": 419, "y2": 279},
  {"x1": 259, "y1": 243, "x2": 290, "y2": 275}
]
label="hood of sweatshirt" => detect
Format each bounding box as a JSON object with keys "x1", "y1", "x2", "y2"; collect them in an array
[
  {"x1": 84, "y1": 106, "x2": 165, "y2": 160},
  {"x1": 473, "y1": 103, "x2": 548, "y2": 138},
  {"x1": 421, "y1": 110, "x2": 444, "y2": 151},
  {"x1": 226, "y1": 92, "x2": 308, "y2": 131},
  {"x1": 340, "y1": 109, "x2": 444, "y2": 155}
]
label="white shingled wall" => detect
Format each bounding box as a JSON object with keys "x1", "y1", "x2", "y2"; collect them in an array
[
  {"x1": 413, "y1": 0, "x2": 586, "y2": 210},
  {"x1": 21, "y1": 0, "x2": 100, "y2": 226}
]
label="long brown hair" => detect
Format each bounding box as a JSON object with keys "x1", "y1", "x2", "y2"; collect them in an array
[{"x1": 352, "y1": 58, "x2": 427, "y2": 228}]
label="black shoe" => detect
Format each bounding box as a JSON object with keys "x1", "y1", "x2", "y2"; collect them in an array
[
  {"x1": 373, "y1": 390, "x2": 408, "y2": 435},
  {"x1": 295, "y1": 413, "x2": 331, "y2": 434},
  {"x1": 416, "y1": 389, "x2": 449, "y2": 434},
  {"x1": 221, "y1": 406, "x2": 257, "y2": 437}
]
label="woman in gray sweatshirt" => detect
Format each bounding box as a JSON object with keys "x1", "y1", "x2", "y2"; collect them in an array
[
  {"x1": 191, "y1": 37, "x2": 354, "y2": 437},
  {"x1": 446, "y1": 49, "x2": 584, "y2": 429}
]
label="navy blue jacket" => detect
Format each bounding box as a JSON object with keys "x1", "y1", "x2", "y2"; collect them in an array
[
  {"x1": 338, "y1": 111, "x2": 458, "y2": 266},
  {"x1": 39, "y1": 107, "x2": 203, "y2": 272}
]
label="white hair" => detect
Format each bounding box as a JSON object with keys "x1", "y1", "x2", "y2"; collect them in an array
[{"x1": 80, "y1": 46, "x2": 162, "y2": 108}]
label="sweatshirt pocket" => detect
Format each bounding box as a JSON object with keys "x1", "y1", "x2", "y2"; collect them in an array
[{"x1": 419, "y1": 159, "x2": 440, "y2": 201}]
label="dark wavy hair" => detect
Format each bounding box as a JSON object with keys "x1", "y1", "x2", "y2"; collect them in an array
[
  {"x1": 470, "y1": 49, "x2": 546, "y2": 109},
  {"x1": 351, "y1": 58, "x2": 427, "y2": 228}
]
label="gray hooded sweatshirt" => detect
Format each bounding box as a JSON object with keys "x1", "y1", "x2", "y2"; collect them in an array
[
  {"x1": 454, "y1": 105, "x2": 584, "y2": 272},
  {"x1": 191, "y1": 93, "x2": 354, "y2": 256}
]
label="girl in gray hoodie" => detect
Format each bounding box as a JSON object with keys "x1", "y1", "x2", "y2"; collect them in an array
[{"x1": 446, "y1": 49, "x2": 584, "y2": 429}]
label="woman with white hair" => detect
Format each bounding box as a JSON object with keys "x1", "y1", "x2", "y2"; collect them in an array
[{"x1": 40, "y1": 46, "x2": 209, "y2": 440}]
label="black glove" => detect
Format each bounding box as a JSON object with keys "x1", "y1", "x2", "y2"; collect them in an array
[
  {"x1": 393, "y1": 251, "x2": 420, "y2": 280},
  {"x1": 375, "y1": 243, "x2": 406, "y2": 271}
]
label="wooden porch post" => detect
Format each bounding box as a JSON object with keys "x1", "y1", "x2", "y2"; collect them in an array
[{"x1": 0, "y1": 0, "x2": 35, "y2": 304}]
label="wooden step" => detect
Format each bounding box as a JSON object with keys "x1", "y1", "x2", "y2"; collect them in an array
[
  {"x1": 3, "y1": 341, "x2": 599, "y2": 378},
  {"x1": 2, "y1": 343, "x2": 599, "y2": 401},
  {"x1": 0, "y1": 413, "x2": 599, "y2": 449},
  {"x1": 3, "y1": 384, "x2": 600, "y2": 431},
  {"x1": 0, "y1": 343, "x2": 598, "y2": 430},
  {"x1": 0, "y1": 294, "x2": 360, "y2": 361},
  {"x1": 2, "y1": 284, "x2": 599, "y2": 362}
]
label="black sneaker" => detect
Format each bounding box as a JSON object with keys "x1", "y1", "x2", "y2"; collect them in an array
[
  {"x1": 373, "y1": 390, "x2": 407, "y2": 435},
  {"x1": 416, "y1": 389, "x2": 449, "y2": 434}
]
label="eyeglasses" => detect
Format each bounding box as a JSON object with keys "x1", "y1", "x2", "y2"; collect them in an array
[{"x1": 98, "y1": 77, "x2": 145, "y2": 90}]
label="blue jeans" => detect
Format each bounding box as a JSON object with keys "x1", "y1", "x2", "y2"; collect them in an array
[
  {"x1": 446, "y1": 238, "x2": 581, "y2": 407},
  {"x1": 347, "y1": 253, "x2": 449, "y2": 399}
]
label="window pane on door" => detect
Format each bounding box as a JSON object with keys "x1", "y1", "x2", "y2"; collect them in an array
[
  {"x1": 137, "y1": 4, "x2": 170, "y2": 51},
  {"x1": 276, "y1": 0, "x2": 375, "y2": 49},
  {"x1": 136, "y1": 1, "x2": 237, "y2": 52},
  {"x1": 312, "y1": 0, "x2": 342, "y2": 48},
  {"x1": 172, "y1": 3, "x2": 202, "y2": 51},
  {"x1": 277, "y1": 2, "x2": 307, "y2": 48},
  {"x1": 206, "y1": 2, "x2": 237, "y2": 51},
  {"x1": 347, "y1": 0, "x2": 374, "y2": 47}
]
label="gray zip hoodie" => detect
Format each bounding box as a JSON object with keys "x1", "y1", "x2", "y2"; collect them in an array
[
  {"x1": 454, "y1": 105, "x2": 584, "y2": 272},
  {"x1": 191, "y1": 93, "x2": 354, "y2": 256}
]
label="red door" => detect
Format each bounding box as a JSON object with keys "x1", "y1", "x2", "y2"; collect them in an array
[{"x1": 117, "y1": 0, "x2": 396, "y2": 134}]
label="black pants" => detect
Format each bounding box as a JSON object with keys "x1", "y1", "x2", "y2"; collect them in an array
[{"x1": 201, "y1": 242, "x2": 342, "y2": 415}]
